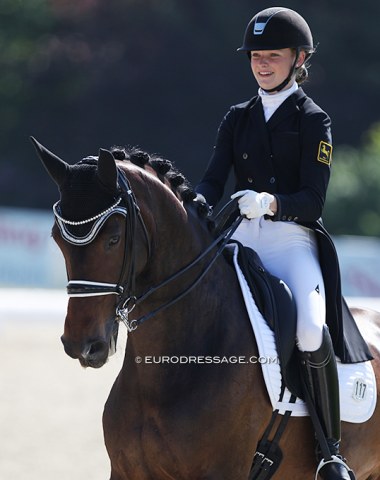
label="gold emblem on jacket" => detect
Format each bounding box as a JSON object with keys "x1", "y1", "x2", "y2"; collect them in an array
[{"x1": 317, "y1": 141, "x2": 333, "y2": 165}]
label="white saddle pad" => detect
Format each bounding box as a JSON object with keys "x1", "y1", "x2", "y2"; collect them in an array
[{"x1": 228, "y1": 243, "x2": 377, "y2": 423}]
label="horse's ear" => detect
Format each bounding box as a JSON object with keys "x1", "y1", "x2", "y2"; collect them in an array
[
  {"x1": 97, "y1": 148, "x2": 118, "y2": 192},
  {"x1": 30, "y1": 136, "x2": 69, "y2": 187}
]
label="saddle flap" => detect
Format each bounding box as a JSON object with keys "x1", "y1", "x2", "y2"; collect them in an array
[
  {"x1": 227, "y1": 241, "x2": 302, "y2": 397},
  {"x1": 228, "y1": 242, "x2": 377, "y2": 422}
]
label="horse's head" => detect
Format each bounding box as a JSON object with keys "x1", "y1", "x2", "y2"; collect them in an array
[{"x1": 31, "y1": 137, "x2": 208, "y2": 368}]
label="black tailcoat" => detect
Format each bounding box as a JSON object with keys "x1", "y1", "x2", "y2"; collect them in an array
[{"x1": 197, "y1": 88, "x2": 372, "y2": 362}]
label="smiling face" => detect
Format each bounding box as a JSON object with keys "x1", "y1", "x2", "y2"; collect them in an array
[{"x1": 250, "y1": 48, "x2": 306, "y2": 93}]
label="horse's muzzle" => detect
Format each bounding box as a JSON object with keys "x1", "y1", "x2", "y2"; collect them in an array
[{"x1": 61, "y1": 335, "x2": 109, "y2": 368}]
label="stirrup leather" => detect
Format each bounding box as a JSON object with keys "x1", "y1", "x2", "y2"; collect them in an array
[{"x1": 315, "y1": 455, "x2": 356, "y2": 480}]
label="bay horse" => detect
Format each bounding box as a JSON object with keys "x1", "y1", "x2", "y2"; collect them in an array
[{"x1": 31, "y1": 137, "x2": 380, "y2": 480}]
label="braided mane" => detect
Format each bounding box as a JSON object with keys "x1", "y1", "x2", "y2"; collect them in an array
[
  {"x1": 110, "y1": 146, "x2": 197, "y2": 203},
  {"x1": 77, "y1": 146, "x2": 211, "y2": 220}
]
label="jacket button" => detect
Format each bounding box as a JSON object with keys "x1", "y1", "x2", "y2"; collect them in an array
[
  {"x1": 288, "y1": 216, "x2": 293, "y2": 221},
  {"x1": 247, "y1": 177, "x2": 253, "y2": 183},
  {"x1": 243, "y1": 152, "x2": 248, "y2": 159},
  {"x1": 269, "y1": 177, "x2": 276, "y2": 184},
  {"x1": 281, "y1": 215, "x2": 287, "y2": 221},
  {"x1": 294, "y1": 216, "x2": 299, "y2": 221}
]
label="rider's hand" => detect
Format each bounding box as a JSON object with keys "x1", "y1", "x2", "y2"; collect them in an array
[{"x1": 231, "y1": 190, "x2": 274, "y2": 219}]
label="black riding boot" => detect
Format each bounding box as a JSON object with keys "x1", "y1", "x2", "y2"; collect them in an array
[{"x1": 299, "y1": 326, "x2": 356, "y2": 480}]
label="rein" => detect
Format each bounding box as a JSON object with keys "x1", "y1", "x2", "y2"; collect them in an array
[
  {"x1": 56, "y1": 166, "x2": 242, "y2": 333},
  {"x1": 116, "y1": 213, "x2": 243, "y2": 332}
]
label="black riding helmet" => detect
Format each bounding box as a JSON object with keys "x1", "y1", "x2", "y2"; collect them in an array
[{"x1": 237, "y1": 7, "x2": 315, "y2": 93}]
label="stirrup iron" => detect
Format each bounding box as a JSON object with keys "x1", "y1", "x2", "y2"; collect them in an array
[{"x1": 315, "y1": 455, "x2": 356, "y2": 480}]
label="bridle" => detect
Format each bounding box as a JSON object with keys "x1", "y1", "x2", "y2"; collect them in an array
[
  {"x1": 54, "y1": 166, "x2": 242, "y2": 333},
  {"x1": 55, "y1": 168, "x2": 150, "y2": 305}
]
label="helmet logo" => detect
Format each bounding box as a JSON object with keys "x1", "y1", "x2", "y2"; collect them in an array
[
  {"x1": 253, "y1": 22, "x2": 266, "y2": 35},
  {"x1": 253, "y1": 8, "x2": 286, "y2": 36}
]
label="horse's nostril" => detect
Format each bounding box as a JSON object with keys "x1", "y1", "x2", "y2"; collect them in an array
[
  {"x1": 80, "y1": 340, "x2": 109, "y2": 368},
  {"x1": 88, "y1": 340, "x2": 108, "y2": 357},
  {"x1": 61, "y1": 335, "x2": 108, "y2": 365}
]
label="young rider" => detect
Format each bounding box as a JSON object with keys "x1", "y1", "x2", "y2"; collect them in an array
[{"x1": 196, "y1": 7, "x2": 372, "y2": 479}]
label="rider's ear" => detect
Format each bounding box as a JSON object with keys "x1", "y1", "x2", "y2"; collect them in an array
[
  {"x1": 97, "y1": 148, "x2": 118, "y2": 193},
  {"x1": 30, "y1": 136, "x2": 69, "y2": 187}
]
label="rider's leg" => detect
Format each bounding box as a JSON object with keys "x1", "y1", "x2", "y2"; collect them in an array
[
  {"x1": 232, "y1": 220, "x2": 355, "y2": 479},
  {"x1": 299, "y1": 326, "x2": 355, "y2": 479}
]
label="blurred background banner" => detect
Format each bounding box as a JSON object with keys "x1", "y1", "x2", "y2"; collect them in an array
[
  {"x1": 0, "y1": 207, "x2": 65, "y2": 288},
  {"x1": 0, "y1": 205, "x2": 380, "y2": 300},
  {"x1": 334, "y1": 236, "x2": 380, "y2": 298}
]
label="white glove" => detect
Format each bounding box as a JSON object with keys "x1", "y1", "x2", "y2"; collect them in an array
[{"x1": 231, "y1": 190, "x2": 274, "y2": 219}]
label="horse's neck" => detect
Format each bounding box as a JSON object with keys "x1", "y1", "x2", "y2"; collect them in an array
[
  {"x1": 132, "y1": 214, "x2": 222, "y2": 342},
  {"x1": 125, "y1": 249, "x2": 255, "y2": 371},
  {"x1": 133, "y1": 203, "x2": 209, "y2": 300},
  {"x1": 121, "y1": 204, "x2": 256, "y2": 381}
]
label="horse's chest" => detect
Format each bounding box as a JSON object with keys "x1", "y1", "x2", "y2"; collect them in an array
[{"x1": 103, "y1": 380, "x2": 262, "y2": 480}]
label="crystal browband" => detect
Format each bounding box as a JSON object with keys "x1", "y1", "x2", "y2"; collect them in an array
[
  {"x1": 53, "y1": 197, "x2": 128, "y2": 246},
  {"x1": 53, "y1": 197, "x2": 123, "y2": 225}
]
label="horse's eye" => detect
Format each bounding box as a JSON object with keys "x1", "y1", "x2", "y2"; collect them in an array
[{"x1": 109, "y1": 235, "x2": 120, "y2": 247}]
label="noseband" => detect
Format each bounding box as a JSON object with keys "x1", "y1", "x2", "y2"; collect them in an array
[{"x1": 55, "y1": 167, "x2": 243, "y2": 333}]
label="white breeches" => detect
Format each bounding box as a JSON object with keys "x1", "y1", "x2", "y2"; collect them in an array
[{"x1": 232, "y1": 217, "x2": 325, "y2": 352}]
